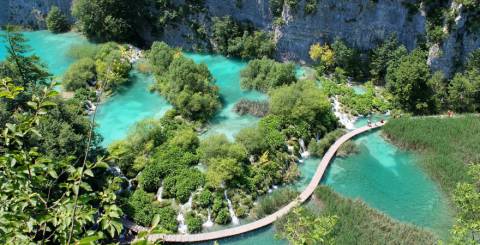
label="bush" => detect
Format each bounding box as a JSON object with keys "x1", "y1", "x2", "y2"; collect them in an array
[
  {"x1": 215, "y1": 208, "x2": 231, "y2": 224},
  {"x1": 193, "y1": 189, "x2": 213, "y2": 208},
  {"x1": 211, "y1": 16, "x2": 275, "y2": 59},
  {"x1": 67, "y1": 44, "x2": 100, "y2": 60},
  {"x1": 197, "y1": 134, "x2": 247, "y2": 165},
  {"x1": 186, "y1": 212, "x2": 203, "y2": 233},
  {"x1": 240, "y1": 58, "x2": 296, "y2": 92},
  {"x1": 151, "y1": 54, "x2": 221, "y2": 122},
  {"x1": 253, "y1": 188, "x2": 299, "y2": 218},
  {"x1": 308, "y1": 129, "x2": 345, "y2": 157},
  {"x1": 62, "y1": 58, "x2": 96, "y2": 91},
  {"x1": 162, "y1": 168, "x2": 205, "y2": 203},
  {"x1": 124, "y1": 189, "x2": 177, "y2": 231},
  {"x1": 46, "y1": 6, "x2": 70, "y2": 33}
]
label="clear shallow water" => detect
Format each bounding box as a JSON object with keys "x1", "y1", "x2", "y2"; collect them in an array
[
  {"x1": 185, "y1": 53, "x2": 266, "y2": 140},
  {"x1": 2, "y1": 31, "x2": 453, "y2": 244},
  {"x1": 96, "y1": 71, "x2": 172, "y2": 146},
  {"x1": 0, "y1": 31, "x2": 89, "y2": 76}
]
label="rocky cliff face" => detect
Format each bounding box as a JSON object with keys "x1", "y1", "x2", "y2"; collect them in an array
[
  {"x1": 0, "y1": 0, "x2": 72, "y2": 29},
  {"x1": 1, "y1": 0, "x2": 479, "y2": 76},
  {"x1": 428, "y1": 2, "x2": 480, "y2": 76}
]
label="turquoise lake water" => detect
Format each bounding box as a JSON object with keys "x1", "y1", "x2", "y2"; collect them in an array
[
  {"x1": 0, "y1": 30, "x2": 89, "y2": 76},
  {"x1": 0, "y1": 31, "x2": 453, "y2": 244}
]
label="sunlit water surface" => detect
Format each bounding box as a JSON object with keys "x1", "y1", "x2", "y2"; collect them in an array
[{"x1": 0, "y1": 31, "x2": 453, "y2": 244}]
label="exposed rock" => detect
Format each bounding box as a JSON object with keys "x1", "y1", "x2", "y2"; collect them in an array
[{"x1": 0, "y1": 0, "x2": 72, "y2": 29}]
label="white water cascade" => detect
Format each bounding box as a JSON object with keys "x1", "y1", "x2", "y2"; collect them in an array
[
  {"x1": 332, "y1": 97, "x2": 356, "y2": 130},
  {"x1": 108, "y1": 166, "x2": 132, "y2": 191},
  {"x1": 156, "y1": 187, "x2": 163, "y2": 202},
  {"x1": 298, "y1": 138, "x2": 310, "y2": 159},
  {"x1": 177, "y1": 195, "x2": 193, "y2": 234},
  {"x1": 224, "y1": 190, "x2": 239, "y2": 225},
  {"x1": 202, "y1": 209, "x2": 214, "y2": 228}
]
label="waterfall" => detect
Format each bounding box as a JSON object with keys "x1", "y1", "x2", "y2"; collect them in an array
[
  {"x1": 224, "y1": 190, "x2": 239, "y2": 225},
  {"x1": 202, "y1": 209, "x2": 214, "y2": 228},
  {"x1": 298, "y1": 138, "x2": 310, "y2": 159},
  {"x1": 177, "y1": 213, "x2": 188, "y2": 234},
  {"x1": 156, "y1": 187, "x2": 163, "y2": 202},
  {"x1": 108, "y1": 166, "x2": 132, "y2": 192},
  {"x1": 177, "y1": 195, "x2": 193, "y2": 234},
  {"x1": 332, "y1": 97, "x2": 356, "y2": 130}
]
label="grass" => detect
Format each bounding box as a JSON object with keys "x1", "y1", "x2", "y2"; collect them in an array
[
  {"x1": 252, "y1": 188, "x2": 299, "y2": 218},
  {"x1": 383, "y1": 116, "x2": 480, "y2": 195},
  {"x1": 311, "y1": 186, "x2": 437, "y2": 244}
]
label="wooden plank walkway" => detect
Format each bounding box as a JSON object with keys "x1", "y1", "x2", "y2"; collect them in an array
[{"x1": 124, "y1": 122, "x2": 386, "y2": 243}]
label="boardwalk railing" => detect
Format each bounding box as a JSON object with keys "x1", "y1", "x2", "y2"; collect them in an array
[{"x1": 124, "y1": 122, "x2": 386, "y2": 243}]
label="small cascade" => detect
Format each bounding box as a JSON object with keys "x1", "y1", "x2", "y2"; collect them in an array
[
  {"x1": 224, "y1": 190, "x2": 239, "y2": 225},
  {"x1": 202, "y1": 209, "x2": 214, "y2": 228},
  {"x1": 177, "y1": 213, "x2": 188, "y2": 234},
  {"x1": 86, "y1": 100, "x2": 96, "y2": 115},
  {"x1": 298, "y1": 138, "x2": 310, "y2": 159},
  {"x1": 108, "y1": 166, "x2": 132, "y2": 191},
  {"x1": 177, "y1": 195, "x2": 193, "y2": 234},
  {"x1": 332, "y1": 97, "x2": 356, "y2": 130},
  {"x1": 156, "y1": 187, "x2": 163, "y2": 202}
]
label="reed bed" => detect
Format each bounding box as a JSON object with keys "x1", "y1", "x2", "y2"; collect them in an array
[{"x1": 383, "y1": 116, "x2": 480, "y2": 194}]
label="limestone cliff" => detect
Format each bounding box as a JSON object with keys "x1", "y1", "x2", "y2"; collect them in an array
[{"x1": 1, "y1": 0, "x2": 480, "y2": 76}]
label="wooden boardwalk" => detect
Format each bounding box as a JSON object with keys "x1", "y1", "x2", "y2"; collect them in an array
[{"x1": 124, "y1": 122, "x2": 386, "y2": 243}]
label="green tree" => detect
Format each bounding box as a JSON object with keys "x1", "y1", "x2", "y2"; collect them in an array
[
  {"x1": 46, "y1": 6, "x2": 70, "y2": 33},
  {"x1": 0, "y1": 78, "x2": 123, "y2": 244},
  {"x1": 386, "y1": 49, "x2": 437, "y2": 114},
  {"x1": 269, "y1": 80, "x2": 337, "y2": 138},
  {"x1": 370, "y1": 36, "x2": 408, "y2": 85},
  {"x1": 197, "y1": 134, "x2": 248, "y2": 165},
  {"x1": 448, "y1": 68, "x2": 480, "y2": 113},
  {"x1": 206, "y1": 158, "x2": 244, "y2": 189},
  {"x1": 240, "y1": 58, "x2": 297, "y2": 92},
  {"x1": 62, "y1": 58, "x2": 96, "y2": 91}
]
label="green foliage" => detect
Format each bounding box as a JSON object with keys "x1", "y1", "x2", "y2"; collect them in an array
[
  {"x1": 197, "y1": 134, "x2": 248, "y2": 164},
  {"x1": 62, "y1": 58, "x2": 96, "y2": 91},
  {"x1": 149, "y1": 44, "x2": 221, "y2": 122},
  {"x1": 124, "y1": 189, "x2": 177, "y2": 231},
  {"x1": 206, "y1": 158, "x2": 244, "y2": 189},
  {"x1": 67, "y1": 43, "x2": 100, "y2": 60},
  {"x1": 311, "y1": 186, "x2": 437, "y2": 244},
  {"x1": 386, "y1": 49, "x2": 439, "y2": 114},
  {"x1": 308, "y1": 129, "x2": 345, "y2": 158},
  {"x1": 448, "y1": 69, "x2": 480, "y2": 113},
  {"x1": 304, "y1": 0, "x2": 318, "y2": 15},
  {"x1": 185, "y1": 212, "x2": 203, "y2": 233},
  {"x1": 236, "y1": 115, "x2": 285, "y2": 155},
  {"x1": 0, "y1": 33, "x2": 123, "y2": 243},
  {"x1": 276, "y1": 206, "x2": 337, "y2": 245},
  {"x1": 193, "y1": 189, "x2": 213, "y2": 208},
  {"x1": 450, "y1": 164, "x2": 480, "y2": 244},
  {"x1": 269, "y1": 80, "x2": 337, "y2": 138},
  {"x1": 240, "y1": 58, "x2": 297, "y2": 92},
  {"x1": 72, "y1": 0, "x2": 148, "y2": 42},
  {"x1": 46, "y1": 6, "x2": 70, "y2": 33},
  {"x1": 211, "y1": 16, "x2": 275, "y2": 59},
  {"x1": 321, "y1": 78, "x2": 392, "y2": 116},
  {"x1": 369, "y1": 36, "x2": 408, "y2": 85},
  {"x1": 253, "y1": 188, "x2": 299, "y2": 218},
  {"x1": 162, "y1": 168, "x2": 205, "y2": 203},
  {"x1": 383, "y1": 116, "x2": 479, "y2": 195},
  {"x1": 331, "y1": 39, "x2": 366, "y2": 80},
  {"x1": 215, "y1": 208, "x2": 231, "y2": 224}
]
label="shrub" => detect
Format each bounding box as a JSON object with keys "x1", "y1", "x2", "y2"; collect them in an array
[
  {"x1": 46, "y1": 6, "x2": 70, "y2": 33},
  {"x1": 215, "y1": 208, "x2": 231, "y2": 224},
  {"x1": 240, "y1": 58, "x2": 296, "y2": 92},
  {"x1": 186, "y1": 212, "x2": 203, "y2": 233},
  {"x1": 253, "y1": 188, "x2": 299, "y2": 218},
  {"x1": 193, "y1": 189, "x2": 213, "y2": 208},
  {"x1": 62, "y1": 58, "x2": 96, "y2": 91}
]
